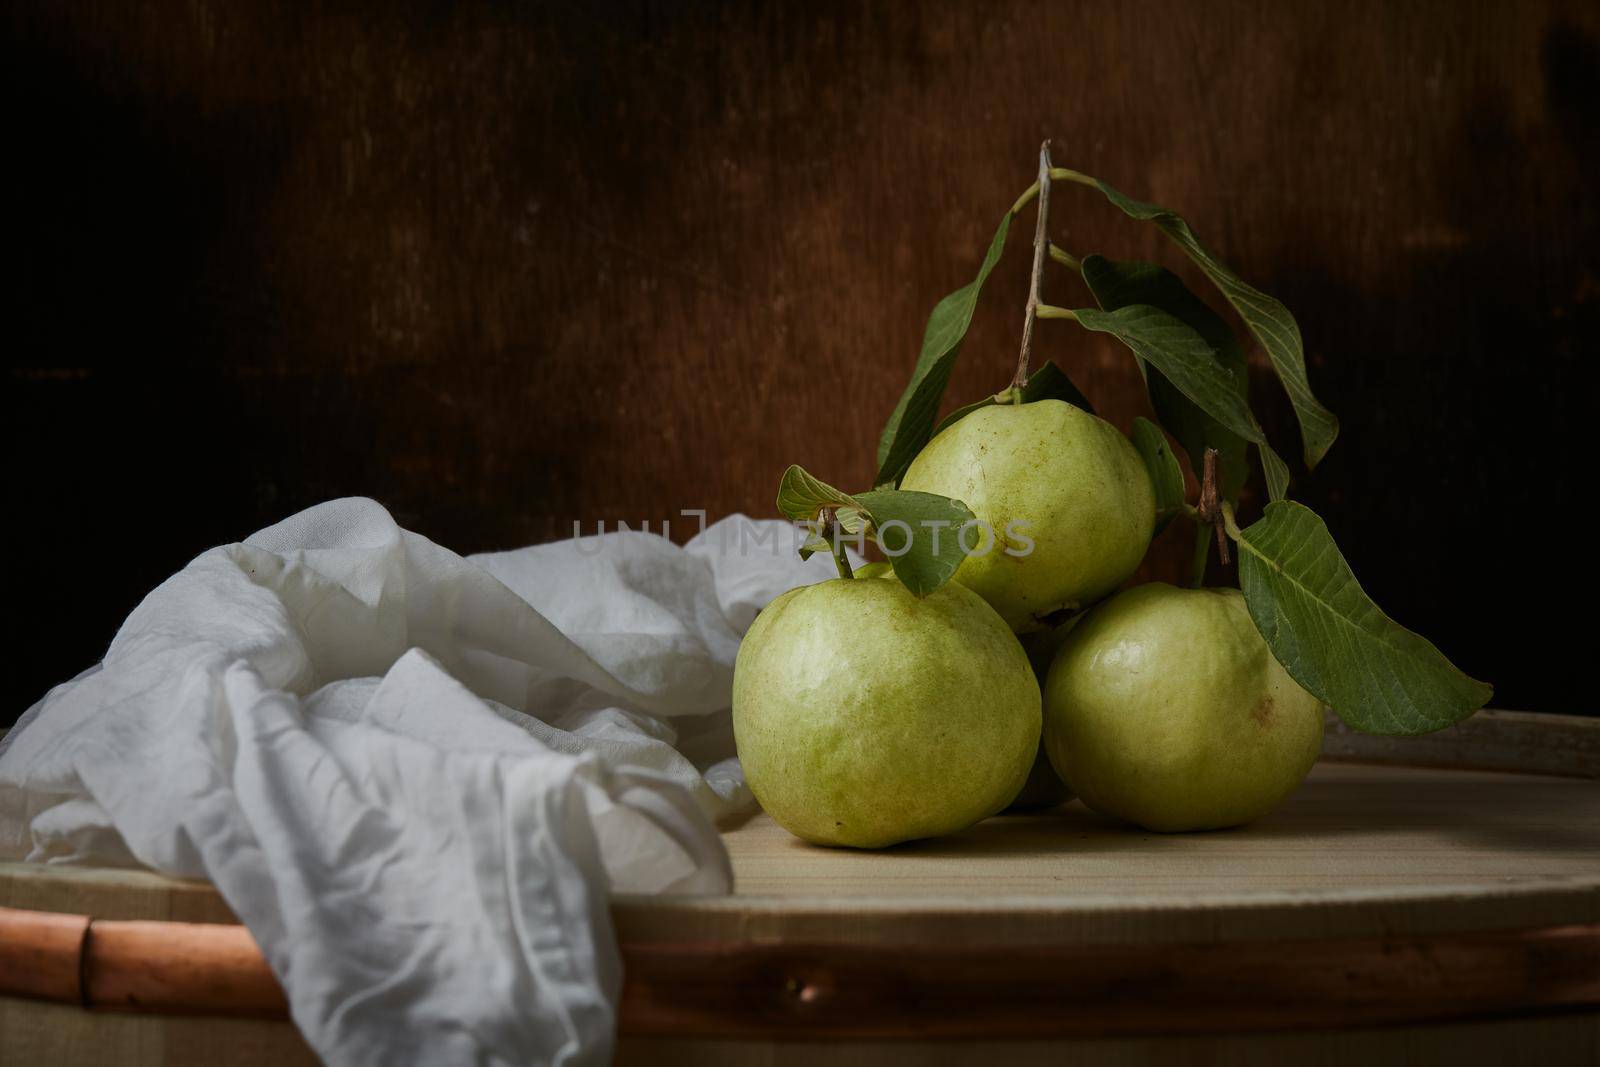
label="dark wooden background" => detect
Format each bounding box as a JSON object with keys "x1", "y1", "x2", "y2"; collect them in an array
[{"x1": 5, "y1": 2, "x2": 1596, "y2": 724}]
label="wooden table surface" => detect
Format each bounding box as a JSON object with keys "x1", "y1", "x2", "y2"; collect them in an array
[
  {"x1": 609, "y1": 757, "x2": 1600, "y2": 952},
  {"x1": 721, "y1": 762, "x2": 1600, "y2": 900},
  {"x1": 3, "y1": 733, "x2": 1599, "y2": 1066},
  {"x1": 4, "y1": 758, "x2": 1597, "y2": 941}
]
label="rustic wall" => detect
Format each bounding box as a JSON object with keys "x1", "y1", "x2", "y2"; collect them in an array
[{"x1": 5, "y1": 1, "x2": 1597, "y2": 721}]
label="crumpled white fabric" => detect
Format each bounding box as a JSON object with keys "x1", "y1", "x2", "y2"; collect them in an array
[{"x1": 0, "y1": 498, "x2": 837, "y2": 1066}]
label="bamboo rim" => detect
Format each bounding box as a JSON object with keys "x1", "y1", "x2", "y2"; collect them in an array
[
  {"x1": 0, "y1": 906, "x2": 285, "y2": 1016},
  {"x1": 2, "y1": 906, "x2": 1598, "y2": 1036}
]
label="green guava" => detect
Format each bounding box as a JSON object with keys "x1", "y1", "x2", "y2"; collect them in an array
[
  {"x1": 732, "y1": 575, "x2": 1041, "y2": 847},
  {"x1": 899, "y1": 400, "x2": 1155, "y2": 632},
  {"x1": 1042, "y1": 583, "x2": 1324, "y2": 832}
]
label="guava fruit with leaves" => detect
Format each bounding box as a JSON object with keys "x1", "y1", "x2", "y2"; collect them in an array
[
  {"x1": 1043, "y1": 583, "x2": 1323, "y2": 832},
  {"x1": 899, "y1": 399, "x2": 1155, "y2": 632},
  {"x1": 733, "y1": 575, "x2": 1040, "y2": 848}
]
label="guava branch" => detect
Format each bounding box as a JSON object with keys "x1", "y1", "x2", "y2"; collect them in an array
[
  {"x1": 1012, "y1": 140, "x2": 1054, "y2": 394},
  {"x1": 1196, "y1": 448, "x2": 1231, "y2": 566}
]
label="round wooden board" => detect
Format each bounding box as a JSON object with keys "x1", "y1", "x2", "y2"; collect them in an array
[
  {"x1": 2, "y1": 710, "x2": 1598, "y2": 1065},
  {"x1": 613, "y1": 761, "x2": 1600, "y2": 945},
  {"x1": 8, "y1": 754, "x2": 1595, "y2": 942}
]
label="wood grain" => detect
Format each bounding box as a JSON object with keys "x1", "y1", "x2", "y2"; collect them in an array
[
  {"x1": 8, "y1": 905, "x2": 1595, "y2": 1037},
  {"x1": 5, "y1": 1, "x2": 1599, "y2": 723},
  {"x1": 1322, "y1": 708, "x2": 1600, "y2": 780},
  {"x1": 0, "y1": 999, "x2": 321, "y2": 1067},
  {"x1": 612, "y1": 1015, "x2": 1600, "y2": 1067},
  {"x1": 2, "y1": 750, "x2": 1597, "y2": 1060},
  {"x1": 5, "y1": 1000, "x2": 1595, "y2": 1067},
  {"x1": 701, "y1": 761, "x2": 1600, "y2": 903},
  {"x1": 616, "y1": 925, "x2": 1600, "y2": 1038},
  {"x1": 7, "y1": 758, "x2": 1596, "y2": 932}
]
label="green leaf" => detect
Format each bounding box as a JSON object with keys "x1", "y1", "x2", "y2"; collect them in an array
[
  {"x1": 931, "y1": 361, "x2": 1095, "y2": 437},
  {"x1": 851, "y1": 488, "x2": 976, "y2": 596},
  {"x1": 1072, "y1": 302, "x2": 1290, "y2": 501},
  {"x1": 1129, "y1": 417, "x2": 1184, "y2": 533},
  {"x1": 1079, "y1": 255, "x2": 1249, "y2": 500},
  {"x1": 775, "y1": 464, "x2": 860, "y2": 523},
  {"x1": 875, "y1": 211, "x2": 1014, "y2": 487},
  {"x1": 1068, "y1": 173, "x2": 1339, "y2": 468},
  {"x1": 774, "y1": 465, "x2": 975, "y2": 596},
  {"x1": 1259, "y1": 446, "x2": 1291, "y2": 504},
  {"x1": 1236, "y1": 501, "x2": 1492, "y2": 735},
  {"x1": 797, "y1": 532, "x2": 832, "y2": 561}
]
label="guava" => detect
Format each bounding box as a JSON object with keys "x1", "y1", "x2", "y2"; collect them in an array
[
  {"x1": 733, "y1": 575, "x2": 1040, "y2": 848},
  {"x1": 1042, "y1": 583, "x2": 1323, "y2": 832},
  {"x1": 899, "y1": 400, "x2": 1155, "y2": 632}
]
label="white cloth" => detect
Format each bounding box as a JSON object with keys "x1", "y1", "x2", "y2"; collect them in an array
[{"x1": 0, "y1": 498, "x2": 838, "y2": 1066}]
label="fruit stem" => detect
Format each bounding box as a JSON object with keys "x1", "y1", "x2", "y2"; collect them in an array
[
  {"x1": 1195, "y1": 447, "x2": 1231, "y2": 567},
  {"x1": 1011, "y1": 140, "x2": 1054, "y2": 397},
  {"x1": 821, "y1": 509, "x2": 855, "y2": 580}
]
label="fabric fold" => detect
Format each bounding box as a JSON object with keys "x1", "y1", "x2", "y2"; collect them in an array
[{"x1": 0, "y1": 498, "x2": 833, "y2": 1066}]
